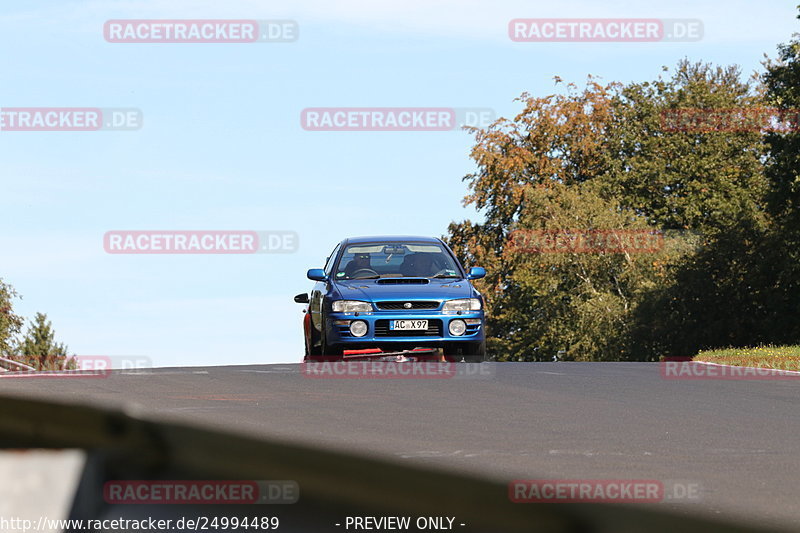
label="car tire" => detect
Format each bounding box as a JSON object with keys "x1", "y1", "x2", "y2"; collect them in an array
[
  {"x1": 307, "y1": 325, "x2": 321, "y2": 357},
  {"x1": 443, "y1": 341, "x2": 485, "y2": 363},
  {"x1": 320, "y1": 319, "x2": 342, "y2": 360},
  {"x1": 462, "y1": 340, "x2": 486, "y2": 363}
]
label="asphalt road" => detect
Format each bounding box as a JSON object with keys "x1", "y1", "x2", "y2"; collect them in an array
[{"x1": 1, "y1": 362, "x2": 798, "y2": 531}]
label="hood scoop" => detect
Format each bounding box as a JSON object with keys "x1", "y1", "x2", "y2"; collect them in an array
[{"x1": 376, "y1": 278, "x2": 430, "y2": 285}]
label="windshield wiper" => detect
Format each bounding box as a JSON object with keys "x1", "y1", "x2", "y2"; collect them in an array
[{"x1": 431, "y1": 274, "x2": 462, "y2": 279}]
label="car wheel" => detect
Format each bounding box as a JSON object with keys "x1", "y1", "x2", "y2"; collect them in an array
[
  {"x1": 444, "y1": 341, "x2": 486, "y2": 362},
  {"x1": 307, "y1": 325, "x2": 321, "y2": 356},
  {"x1": 462, "y1": 340, "x2": 486, "y2": 363},
  {"x1": 320, "y1": 320, "x2": 342, "y2": 360}
]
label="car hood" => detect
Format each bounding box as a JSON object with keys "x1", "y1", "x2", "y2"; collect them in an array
[{"x1": 333, "y1": 278, "x2": 476, "y2": 302}]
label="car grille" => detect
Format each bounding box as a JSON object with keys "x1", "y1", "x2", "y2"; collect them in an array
[
  {"x1": 375, "y1": 301, "x2": 439, "y2": 310},
  {"x1": 374, "y1": 319, "x2": 443, "y2": 337}
]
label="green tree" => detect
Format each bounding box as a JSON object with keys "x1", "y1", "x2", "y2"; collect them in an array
[
  {"x1": 17, "y1": 312, "x2": 74, "y2": 371},
  {"x1": 628, "y1": 220, "x2": 778, "y2": 357},
  {"x1": 763, "y1": 7, "x2": 800, "y2": 225},
  {"x1": 633, "y1": 11, "x2": 800, "y2": 358},
  {"x1": 617, "y1": 61, "x2": 771, "y2": 357},
  {"x1": 500, "y1": 182, "x2": 692, "y2": 361},
  {"x1": 0, "y1": 279, "x2": 24, "y2": 357},
  {"x1": 605, "y1": 60, "x2": 768, "y2": 235},
  {"x1": 761, "y1": 6, "x2": 800, "y2": 344}
]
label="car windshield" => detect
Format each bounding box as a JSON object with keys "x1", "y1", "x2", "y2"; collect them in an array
[{"x1": 335, "y1": 242, "x2": 462, "y2": 280}]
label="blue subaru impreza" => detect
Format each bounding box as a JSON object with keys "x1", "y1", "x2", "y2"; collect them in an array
[{"x1": 294, "y1": 236, "x2": 486, "y2": 362}]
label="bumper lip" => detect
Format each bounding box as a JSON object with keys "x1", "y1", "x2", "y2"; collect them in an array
[{"x1": 326, "y1": 311, "x2": 484, "y2": 344}]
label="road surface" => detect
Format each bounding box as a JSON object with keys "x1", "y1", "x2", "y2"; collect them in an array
[{"x1": 1, "y1": 362, "x2": 798, "y2": 530}]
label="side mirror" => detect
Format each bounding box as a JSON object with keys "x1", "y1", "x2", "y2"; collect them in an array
[
  {"x1": 467, "y1": 267, "x2": 486, "y2": 280},
  {"x1": 307, "y1": 268, "x2": 328, "y2": 282},
  {"x1": 294, "y1": 293, "x2": 309, "y2": 304}
]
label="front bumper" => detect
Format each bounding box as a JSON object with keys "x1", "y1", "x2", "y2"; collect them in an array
[{"x1": 325, "y1": 310, "x2": 484, "y2": 348}]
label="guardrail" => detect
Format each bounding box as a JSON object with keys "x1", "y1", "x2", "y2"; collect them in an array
[{"x1": 0, "y1": 357, "x2": 35, "y2": 372}]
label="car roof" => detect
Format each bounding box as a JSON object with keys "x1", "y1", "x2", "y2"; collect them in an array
[{"x1": 343, "y1": 236, "x2": 442, "y2": 245}]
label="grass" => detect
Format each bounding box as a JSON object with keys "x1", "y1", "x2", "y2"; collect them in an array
[{"x1": 693, "y1": 345, "x2": 800, "y2": 372}]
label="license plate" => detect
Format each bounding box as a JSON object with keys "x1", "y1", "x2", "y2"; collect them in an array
[{"x1": 390, "y1": 320, "x2": 428, "y2": 331}]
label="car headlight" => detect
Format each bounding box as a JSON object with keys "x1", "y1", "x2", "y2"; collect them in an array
[
  {"x1": 442, "y1": 298, "x2": 481, "y2": 313},
  {"x1": 331, "y1": 300, "x2": 372, "y2": 313}
]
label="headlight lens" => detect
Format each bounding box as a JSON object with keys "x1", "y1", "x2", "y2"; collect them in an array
[
  {"x1": 332, "y1": 300, "x2": 372, "y2": 313},
  {"x1": 449, "y1": 319, "x2": 467, "y2": 336},
  {"x1": 442, "y1": 298, "x2": 482, "y2": 312},
  {"x1": 349, "y1": 320, "x2": 368, "y2": 337}
]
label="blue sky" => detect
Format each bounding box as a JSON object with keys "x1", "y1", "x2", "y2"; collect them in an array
[{"x1": 1, "y1": 0, "x2": 797, "y2": 367}]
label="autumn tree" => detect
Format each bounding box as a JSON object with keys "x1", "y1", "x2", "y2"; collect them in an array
[
  {"x1": 447, "y1": 79, "x2": 619, "y2": 360},
  {"x1": 448, "y1": 60, "x2": 768, "y2": 361}
]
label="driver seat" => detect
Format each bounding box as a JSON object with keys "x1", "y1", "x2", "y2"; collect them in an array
[{"x1": 399, "y1": 254, "x2": 418, "y2": 277}]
